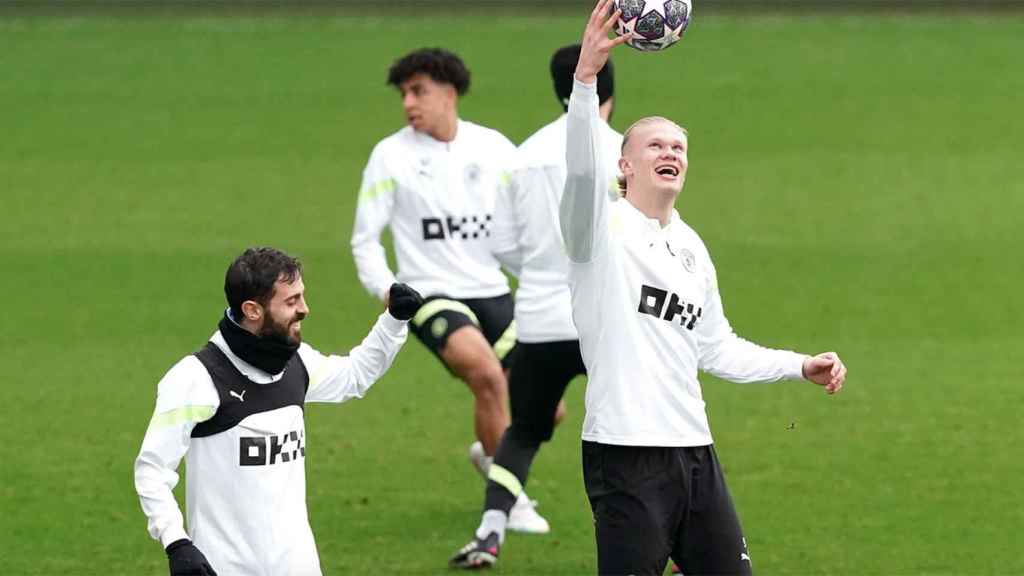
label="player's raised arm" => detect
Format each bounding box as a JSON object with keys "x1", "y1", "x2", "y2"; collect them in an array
[
  {"x1": 560, "y1": 0, "x2": 630, "y2": 263},
  {"x1": 303, "y1": 283, "x2": 422, "y2": 403}
]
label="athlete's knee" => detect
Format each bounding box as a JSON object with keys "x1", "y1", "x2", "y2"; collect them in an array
[
  {"x1": 467, "y1": 363, "x2": 506, "y2": 399},
  {"x1": 553, "y1": 399, "x2": 567, "y2": 427},
  {"x1": 507, "y1": 420, "x2": 548, "y2": 449},
  {"x1": 442, "y1": 327, "x2": 506, "y2": 395}
]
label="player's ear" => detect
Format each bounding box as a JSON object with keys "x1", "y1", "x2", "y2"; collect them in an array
[
  {"x1": 619, "y1": 156, "x2": 632, "y2": 178},
  {"x1": 241, "y1": 300, "x2": 263, "y2": 322},
  {"x1": 443, "y1": 83, "x2": 458, "y2": 104}
]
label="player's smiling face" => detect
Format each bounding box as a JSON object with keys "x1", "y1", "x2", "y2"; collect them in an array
[
  {"x1": 398, "y1": 73, "x2": 457, "y2": 139},
  {"x1": 620, "y1": 118, "x2": 688, "y2": 198},
  {"x1": 260, "y1": 275, "x2": 308, "y2": 345}
]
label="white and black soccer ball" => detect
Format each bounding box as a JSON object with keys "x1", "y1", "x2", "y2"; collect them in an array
[{"x1": 613, "y1": 0, "x2": 693, "y2": 52}]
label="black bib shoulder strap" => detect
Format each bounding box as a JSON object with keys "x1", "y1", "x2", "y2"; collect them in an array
[{"x1": 191, "y1": 341, "x2": 309, "y2": 438}]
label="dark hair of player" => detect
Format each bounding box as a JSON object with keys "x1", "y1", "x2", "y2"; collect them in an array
[
  {"x1": 225, "y1": 247, "x2": 303, "y2": 320},
  {"x1": 387, "y1": 48, "x2": 471, "y2": 96},
  {"x1": 550, "y1": 43, "x2": 615, "y2": 112}
]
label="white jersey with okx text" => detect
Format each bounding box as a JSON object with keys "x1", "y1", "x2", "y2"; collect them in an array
[
  {"x1": 560, "y1": 80, "x2": 807, "y2": 448},
  {"x1": 352, "y1": 120, "x2": 517, "y2": 301},
  {"x1": 134, "y1": 313, "x2": 407, "y2": 576},
  {"x1": 491, "y1": 114, "x2": 622, "y2": 343}
]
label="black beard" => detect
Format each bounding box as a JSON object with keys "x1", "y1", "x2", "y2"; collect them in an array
[
  {"x1": 259, "y1": 312, "x2": 304, "y2": 346},
  {"x1": 218, "y1": 311, "x2": 301, "y2": 375}
]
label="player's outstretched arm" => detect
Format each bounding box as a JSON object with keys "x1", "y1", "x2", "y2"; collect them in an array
[
  {"x1": 560, "y1": 0, "x2": 629, "y2": 264},
  {"x1": 303, "y1": 283, "x2": 422, "y2": 404},
  {"x1": 696, "y1": 281, "x2": 848, "y2": 394},
  {"x1": 695, "y1": 256, "x2": 847, "y2": 391}
]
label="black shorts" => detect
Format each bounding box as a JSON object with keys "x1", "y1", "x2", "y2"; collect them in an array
[
  {"x1": 410, "y1": 293, "x2": 518, "y2": 370},
  {"x1": 508, "y1": 340, "x2": 586, "y2": 445},
  {"x1": 582, "y1": 442, "x2": 753, "y2": 576}
]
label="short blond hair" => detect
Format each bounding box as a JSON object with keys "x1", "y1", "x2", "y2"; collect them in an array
[{"x1": 617, "y1": 116, "x2": 689, "y2": 196}]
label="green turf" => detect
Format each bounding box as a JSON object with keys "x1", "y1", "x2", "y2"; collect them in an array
[{"x1": 2, "y1": 10, "x2": 1022, "y2": 575}]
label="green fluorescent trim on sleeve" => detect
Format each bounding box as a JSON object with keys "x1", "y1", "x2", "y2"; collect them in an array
[
  {"x1": 308, "y1": 359, "x2": 341, "y2": 394},
  {"x1": 149, "y1": 405, "x2": 216, "y2": 429},
  {"x1": 492, "y1": 321, "x2": 517, "y2": 360},
  {"x1": 487, "y1": 463, "x2": 523, "y2": 497},
  {"x1": 308, "y1": 368, "x2": 327, "y2": 393},
  {"x1": 412, "y1": 299, "x2": 480, "y2": 328},
  {"x1": 358, "y1": 178, "x2": 397, "y2": 203}
]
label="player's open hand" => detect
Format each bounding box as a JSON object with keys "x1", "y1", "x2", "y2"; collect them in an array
[
  {"x1": 576, "y1": 0, "x2": 631, "y2": 84},
  {"x1": 387, "y1": 282, "x2": 424, "y2": 321},
  {"x1": 802, "y1": 352, "x2": 847, "y2": 394}
]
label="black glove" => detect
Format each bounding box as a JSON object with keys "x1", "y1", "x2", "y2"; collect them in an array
[
  {"x1": 166, "y1": 539, "x2": 217, "y2": 576},
  {"x1": 387, "y1": 282, "x2": 424, "y2": 321}
]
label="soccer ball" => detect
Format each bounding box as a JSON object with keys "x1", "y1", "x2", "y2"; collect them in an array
[{"x1": 613, "y1": 0, "x2": 693, "y2": 52}]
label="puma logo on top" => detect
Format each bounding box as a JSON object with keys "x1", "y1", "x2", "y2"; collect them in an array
[{"x1": 229, "y1": 389, "x2": 246, "y2": 402}]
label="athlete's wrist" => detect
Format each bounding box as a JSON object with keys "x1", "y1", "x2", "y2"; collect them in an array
[
  {"x1": 159, "y1": 526, "x2": 191, "y2": 549},
  {"x1": 165, "y1": 539, "x2": 192, "y2": 556}
]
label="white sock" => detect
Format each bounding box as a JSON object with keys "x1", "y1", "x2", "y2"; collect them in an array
[
  {"x1": 469, "y1": 441, "x2": 492, "y2": 479},
  {"x1": 476, "y1": 509, "x2": 508, "y2": 544},
  {"x1": 515, "y1": 491, "x2": 530, "y2": 506}
]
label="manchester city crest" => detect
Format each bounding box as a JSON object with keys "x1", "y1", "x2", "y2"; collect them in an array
[
  {"x1": 680, "y1": 248, "x2": 696, "y2": 273},
  {"x1": 431, "y1": 316, "x2": 449, "y2": 339}
]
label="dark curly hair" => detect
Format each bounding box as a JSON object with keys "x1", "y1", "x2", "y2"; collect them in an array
[
  {"x1": 387, "y1": 48, "x2": 471, "y2": 96},
  {"x1": 225, "y1": 247, "x2": 303, "y2": 320}
]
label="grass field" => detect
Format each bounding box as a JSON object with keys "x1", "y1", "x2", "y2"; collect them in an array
[{"x1": 2, "y1": 7, "x2": 1023, "y2": 575}]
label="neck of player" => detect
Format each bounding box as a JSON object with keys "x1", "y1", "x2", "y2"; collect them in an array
[
  {"x1": 428, "y1": 114, "x2": 458, "y2": 142},
  {"x1": 627, "y1": 188, "x2": 678, "y2": 227}
]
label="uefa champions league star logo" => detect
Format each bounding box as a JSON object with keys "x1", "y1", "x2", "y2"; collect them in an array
[{"x1": 679, "y1": 248, "x2": 696, "y2": 273}]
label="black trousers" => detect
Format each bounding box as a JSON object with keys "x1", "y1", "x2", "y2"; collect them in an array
[
  {"x1": 509, "y1": 340, "x2": 587, "y2": 444},
  {"x1": 582, "y1": 442, "x2": 753, "y2": 576},
  {"x1": 483, "y1": 340, "x2": 587, "y2": 514}
]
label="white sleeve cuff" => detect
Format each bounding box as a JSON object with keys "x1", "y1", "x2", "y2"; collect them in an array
[
  {"x1": 380, "y1": 312, "x2": 409, "y2": 334},
  {"x1": 574, "y1": 77, "x2": 598, "y2": 93},
  {"x1": 787, "y1": 353, "x2": 810, "y2": 381},
  {"x1": 159, "y1": 525, "x2": 190, "y2": 549},
  {"x1": 569, "y1": 78, "x2": 599, "y2": 113}
]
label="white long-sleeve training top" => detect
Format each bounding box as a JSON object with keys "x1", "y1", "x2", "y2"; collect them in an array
[
  {"x1": 134, "y1": 312, "x2": 407, "y2": 576},
  {"x1": 490, "y1": 114, "x2": 622, "y2": 343},
  {"x1": 351, "y1": 120, "x2": 517, "y2": 301},
  {"x1": 560, "y1": 79, "x2": 807, "y2": 447}
]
